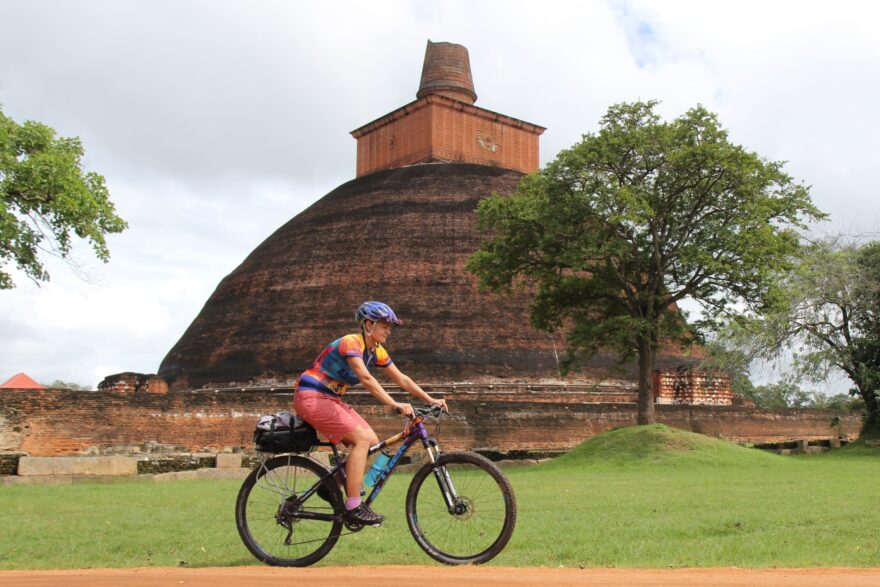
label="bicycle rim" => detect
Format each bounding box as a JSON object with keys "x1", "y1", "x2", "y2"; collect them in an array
[
  {"x1": 406, "y1": 452, "x2": 516, "y2": 564},
  {"x1": 235, "y1": 454, "x2": 342, "y2": 567}
]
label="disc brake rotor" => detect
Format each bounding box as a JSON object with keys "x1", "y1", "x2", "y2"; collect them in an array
[{"x1": 452, "y1": 496, "x2": 475, "y2": 521}]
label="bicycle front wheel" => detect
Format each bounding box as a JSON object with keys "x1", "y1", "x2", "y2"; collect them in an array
[
  {"x1": 406, "y1": 451, "x2": 516, "y2": 565},
  {"x1": 235, "y1": 454, "x2": 343, "y2": 567}
]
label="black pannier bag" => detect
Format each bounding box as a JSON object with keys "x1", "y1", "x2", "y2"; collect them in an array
[{"x1": 254, "y1": 412, "x2": 318, "y2": 453}]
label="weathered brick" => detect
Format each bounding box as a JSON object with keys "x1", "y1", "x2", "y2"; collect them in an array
[
  {"x1": 351, "y1": 96, "x2": 544, "y2": 177},
  {"x1": 0, "y1": 388, "x2": 861, "y2": 458}
]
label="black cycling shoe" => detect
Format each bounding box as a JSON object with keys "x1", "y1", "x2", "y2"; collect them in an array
[{"x1": 344, "y1": 504, "x2": 385, "y2": 526}]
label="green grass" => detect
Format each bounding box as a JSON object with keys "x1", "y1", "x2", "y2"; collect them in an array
[
  {"x1": 512, "y1": 426, "x2": 880, "y2": 568},
  {"x1": 1, "y1": 424, "x2": 878, "y2": 569},
  {"x1": 541, "y1": 423, "x2": 785, "y2": 470}
]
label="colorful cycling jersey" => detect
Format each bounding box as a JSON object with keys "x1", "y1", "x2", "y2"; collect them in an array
[{"x1": 296, "y1": 333, "x2": 393, "y2": 396}]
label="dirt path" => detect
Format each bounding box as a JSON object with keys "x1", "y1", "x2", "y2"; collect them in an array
[{"x1": 1, "y1": 566, "x2": 880, "y2": 586}]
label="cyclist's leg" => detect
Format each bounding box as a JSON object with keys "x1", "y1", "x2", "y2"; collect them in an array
[
  {"x1": 295, "y1": 392, "x2": 372, "y2": 491},
  {"x1": 340, "y1": 423, "x2": 378, "y2": 500},
  {"x1": 339, "y1": 423, "x2": 385, "y2": 526},
  {"x1": 295, "y1": 391, "x2": 368, "y2": 444}
]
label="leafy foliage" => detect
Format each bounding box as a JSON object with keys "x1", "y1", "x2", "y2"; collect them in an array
[
  {"x1": 467, "y1": 101, "x2": 823, "y2": 423},
  {"x1": 706, "y1": 337, "x2": 868, "y2": 411},
  {"x1": 0, "y1": 106, "x2": 128, "y2": 289},
  {"x1": 47, "y1": 379, "x2": 93, "y2": 391},
  {"x1": 748, "y1": 381, "x2": 811, "y2": 409},
  {"x1": 812, "y1": 391, "x2": 865, "y2": 412},
  {"x1": 728, "y1": 239, "x2": 880, "y2": 433}
]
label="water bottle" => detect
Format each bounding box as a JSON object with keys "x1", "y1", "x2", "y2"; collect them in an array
[{"x1": 364, "y1": 450, "x2": 392, "y2": 487}]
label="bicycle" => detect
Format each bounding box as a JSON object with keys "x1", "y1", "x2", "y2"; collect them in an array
[{"x1": 235, "y1": 404, "x2": 517, "y2": 567}]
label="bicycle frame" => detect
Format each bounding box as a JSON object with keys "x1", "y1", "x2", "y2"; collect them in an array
[
  {"x1": 238, "y1": 403, "x2": 516, "y2": 566},
  {"x1": 285, "y1": 410, "x2": 457, "y2": 522}
]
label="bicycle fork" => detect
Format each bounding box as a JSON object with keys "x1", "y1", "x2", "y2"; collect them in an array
[{"x1": 424, "y1": 438, "x2": 463, "y2": 514}]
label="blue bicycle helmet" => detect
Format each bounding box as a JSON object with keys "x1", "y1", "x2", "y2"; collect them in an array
[{"x1": 355, "y1": 301, "x2": 403, "y2": 325}]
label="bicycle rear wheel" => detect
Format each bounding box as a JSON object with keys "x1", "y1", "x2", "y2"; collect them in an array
[
  {"x1": 235, "y1": 454, "x2": 343, "y2": 567},
  {"x1": 405, "y1": 451, "x2": 516, "y2": 565}
]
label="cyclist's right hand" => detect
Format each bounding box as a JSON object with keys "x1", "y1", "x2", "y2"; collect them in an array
[{"x1": 393, "y1": 402, "x2": 415, "y2": 417}]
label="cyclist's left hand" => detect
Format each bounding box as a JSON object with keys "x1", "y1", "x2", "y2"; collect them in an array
[
  {"x1": 394, "y1": 401, "x2": 415, "y2": 417},
  {"x1": 432, "y1": 398, "x2": 449, "y2": 413}
]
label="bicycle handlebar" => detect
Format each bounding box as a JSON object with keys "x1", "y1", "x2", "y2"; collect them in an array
[{"x1": 412, "y1": 404, "x2": 444, "y2": 419}]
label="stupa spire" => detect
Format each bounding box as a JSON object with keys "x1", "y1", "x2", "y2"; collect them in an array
[
  {"x1": 351, "y1": 40, "x2": 543, "y2": 177},
  {"x1": 417, "y1": 40, "x2": 477, "y2": 104}
]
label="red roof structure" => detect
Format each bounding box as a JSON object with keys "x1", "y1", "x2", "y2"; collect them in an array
[{"x1": 0, "y1": 372, "x2": 46, "y2": 389}]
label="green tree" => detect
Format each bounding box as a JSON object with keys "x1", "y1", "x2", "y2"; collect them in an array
[
  {"x1": 46, "y1": 379, "x2": 94, "y2": 391},
  {"x1": 467, "y1": 101, "x2": 824, "y2": 424},
  {"x1": 748, "y1": 381, "x2": 811, "y2": 409},
  {"x1": 730, "y1": 240, "x2": 880, "y2": 434},
  {"x1": 819, "y1": 392, "x2": 865, "y2": 413},
  {"x1": 0, "y1": 106, "x2": 128, "y2": 289},
  {"x1": 47, "y1": 379, "x2": 93, "y2": 391}
]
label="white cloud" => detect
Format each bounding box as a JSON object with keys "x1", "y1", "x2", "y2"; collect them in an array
[{"x1": 1, "y1": 0, "x2": 878, "y2": 392}]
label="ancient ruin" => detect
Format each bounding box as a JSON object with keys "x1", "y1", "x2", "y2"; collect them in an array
[
  {"x1": 1, "y1": 41, "x2": 857, "y2": 467},
  {"x1": 156, "y1": 40, "x2": 711, "y2": 394}
]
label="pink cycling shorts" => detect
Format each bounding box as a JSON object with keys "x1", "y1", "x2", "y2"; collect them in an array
[{"x1": 293, "y1": 390, "x2": 371, "y2": 444}]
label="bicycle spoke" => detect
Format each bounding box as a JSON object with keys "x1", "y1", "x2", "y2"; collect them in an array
[
  {"x1": 406, "y1": 452, "x2": 516, "y2": 564},
  {"x1": 236, "y1": 455, "x2": 343, "y2": 567}
]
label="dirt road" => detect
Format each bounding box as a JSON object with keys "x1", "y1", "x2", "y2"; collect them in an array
[{"x1": 1, "y1": 566, "x2": 880, "y2": 586}]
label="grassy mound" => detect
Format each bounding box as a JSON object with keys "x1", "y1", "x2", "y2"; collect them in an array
[{"x1": 542, "y1": 424, "x2": 784, "y2": 469}]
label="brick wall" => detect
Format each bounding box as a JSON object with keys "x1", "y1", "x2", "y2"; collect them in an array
[
  {"x1": 352, "y1": 95, "x2": 544, "y2": 177},
  {"x1": 98, "y1": 372, "x2": 169, "y2": 394},
  {"x1": 136, "y1": 455, "x2": 216, "y2": 475},
  {"x1": 353, "y1": 100, "x2": 434, "y2": 177},
  {"x1": 0, "y1": 387, "x2": 861, "y2": 457},
  {"x1": 654, "y1": 368, "x2": 734, "y2": 406}
]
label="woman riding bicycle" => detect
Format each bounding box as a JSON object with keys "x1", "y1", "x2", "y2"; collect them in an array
[{"x1": 293, "y1": 301, "x2": 448, "y2": 526}]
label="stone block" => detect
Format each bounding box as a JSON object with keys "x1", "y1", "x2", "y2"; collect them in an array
[
  {"x1": 0, "y1": 475, "x2": 73, "y2": 486},
  {"x1": 153, "y1": 470, "x2": 199, "y2": 482},
  {"x1": 195, "y1": 468, "x2": 250, "y2": 480},
  {"x1": 18, "y1": 456, "x2": 136, "y2": 476},
  {"x1": 215, "y1": 453, "x2": 242, "y2": 469}
]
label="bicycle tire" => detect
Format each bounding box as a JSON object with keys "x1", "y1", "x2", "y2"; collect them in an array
[
  {"x1": 235, "y1": 454, "x2": 343, "y2": 567},
  {"x1": 405, "y1": 451, "x2": 516, "y2": 565}
]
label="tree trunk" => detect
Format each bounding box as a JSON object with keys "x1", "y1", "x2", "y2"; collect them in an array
[{"x1": 637, "y1": 337, "x2": 657, "y2": 425}]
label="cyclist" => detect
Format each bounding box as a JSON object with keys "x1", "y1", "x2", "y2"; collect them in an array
[{"x1": 293, "y1": 301, "x2": 448, "y2": 526}]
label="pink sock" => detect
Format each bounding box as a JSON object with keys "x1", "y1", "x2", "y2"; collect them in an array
[{"x1": 345, "y1": 496, "x2": 361, "y2": 511}]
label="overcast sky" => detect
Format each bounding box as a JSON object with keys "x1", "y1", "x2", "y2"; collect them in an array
[{"x1": 1, "y1": 0, "x2": 878, "y2": 390}]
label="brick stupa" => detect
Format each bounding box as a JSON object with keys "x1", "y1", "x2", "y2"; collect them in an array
[{"x1": 158, "y1": 41, "x2": 702, "y2": 391}]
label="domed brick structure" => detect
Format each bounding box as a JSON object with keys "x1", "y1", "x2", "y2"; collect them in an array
[{"x1": 158, "y1": 41, "x2": 703, "y2": 391}]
